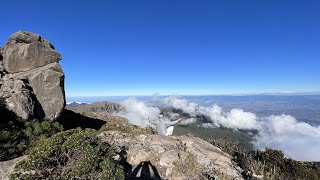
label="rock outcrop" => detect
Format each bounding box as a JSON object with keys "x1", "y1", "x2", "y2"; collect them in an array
[
  {"x1": 2, "y1": 31, "x2": 61, "y2": 73},
  {"x1": 99, "y1": 131, "x2": 243, "y2": 179},
  {"x1": 0, "y1": 156, "x2": 27, "y2": 180},
  {"x1": 67, "y1": 101, "x2": 122, "y2": 114},
  {"x1": 0, "y1": 31, "x2": 65, "y2": 120}
]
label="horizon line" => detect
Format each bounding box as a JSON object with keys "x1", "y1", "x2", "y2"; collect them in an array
[{"x1": 67, "y1": 91, "x2": 320, "y2": 98}]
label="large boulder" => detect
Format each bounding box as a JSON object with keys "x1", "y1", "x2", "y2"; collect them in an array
[
  {"x1": 0, "y1": 31, "x2": 65, "y2": 120},
  {"x1": 2, "y1": 31, "x2": 61, "y2": 73}
]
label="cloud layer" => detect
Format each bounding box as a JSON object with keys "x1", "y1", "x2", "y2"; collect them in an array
[
  {"x1": 114, "y1": 97, "x2": 158, "y2": 127},
  {"x1": 165, "y1": 96, "x2": 259, "y2": 130},
  {"x1": 114, "y1": 98, "x2": 189, "y2": 135},
  {"x1": 165, "y1": 96, "x2": 320, "y2": 161},
  {"x1": 254, "y1": 114, "x2": 320, "y2": 161},
  {"x1": 115, "y1": 96, "x2": 320, "y2": 161}
]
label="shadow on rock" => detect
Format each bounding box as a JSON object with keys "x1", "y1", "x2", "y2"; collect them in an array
[
  {"x1": 126, "y1": 161, "x2": 161, "y2": 180},
  {"x1": 56, "y1": 109, "x2": 106, "y2": 130},
  {"x1": 0, "y1": 98, "x2": 22, "y2": 129},
  {"x1": 0, "y1": 98, "x2": 25, "y2": 160}
]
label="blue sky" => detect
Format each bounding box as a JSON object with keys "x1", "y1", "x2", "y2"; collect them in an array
[{"x1": 1, "y1": 0, "x2": 320, "y2": 96}]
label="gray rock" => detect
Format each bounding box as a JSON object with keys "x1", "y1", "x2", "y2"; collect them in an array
[
  {"x1": 99, "y1": 131, "x2": 243, "y2": 180},
  {"x1": 0, "y1": 156, "x2": 27, "y2": 180},
  {"x1": 0, "y1": 47, "x2": 5, "y2": 77},
  {"x1": 0, "y1": 76, "x2": 15, "y2": 98},
  {"x1": 26, "y1": 62, "x2": 65, "y2": 120},
  {"x1": 2, "y1": 78, "x2": 35, "y2": 119},
  {"x1": 2, "y1": 31, "x2": 61, "y2": 73},
  {"x1": 7, "y1": 62, "x2": 66, "y2": 120},
  {"x1": 0, "y1": 31, "x2": 65, "y2": 120}
]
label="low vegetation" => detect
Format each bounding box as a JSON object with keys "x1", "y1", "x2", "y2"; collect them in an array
[
  {"x1": 98, "y1": 116, "x2": 155, "y2": 136},
  {"x1": 209, "y1": 138, "x2": 320, "y2": 180},
  {"x1": 10, "y1": 128, "x2": 125, "y2": 179},
  {"x1": 1, "y1": 99, "x2": 125, "y2": 179},
  {"x1": 0, "y1": 118, "x2": 63, "y2": 161},
  {"x1": 174, "y1": 123, "x2": 255, "y2": 151}
]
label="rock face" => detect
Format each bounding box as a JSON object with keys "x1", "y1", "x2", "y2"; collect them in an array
[
  {"x1": 99, "y1": 131, "x2": 243, "y2": 180},
  {"x1": 0, "y1": 156, "x2": 27, "y2": 180},
  {"x1": 0, "y1": 31, "x2": 65, "y2": 120},
  {"x1": 2, "y1": 31, "x2": 61, "y2": 73}
]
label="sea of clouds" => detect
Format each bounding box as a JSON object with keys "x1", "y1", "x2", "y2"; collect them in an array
[{"x1": 113, "y1": 96, "x2": 320, "y2": 161}]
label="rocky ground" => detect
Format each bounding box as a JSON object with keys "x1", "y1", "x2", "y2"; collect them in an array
[{"x1": 99, "y1": 130, "x2": 243, "y2": 180}]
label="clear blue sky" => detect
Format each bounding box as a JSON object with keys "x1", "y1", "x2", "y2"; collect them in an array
[{"x1": 1, "y1": 0, "x2": 320, "y2": 96}]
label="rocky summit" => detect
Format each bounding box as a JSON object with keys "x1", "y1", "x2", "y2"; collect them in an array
[
  {"x1": 99, "y1": 130, "x2": 243, "y2": 179},
  {"x1": 0, "y1": 31, "x2": 65, "y2": 120}
]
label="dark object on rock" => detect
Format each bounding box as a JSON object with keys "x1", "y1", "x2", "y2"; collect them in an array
[
  {"x1": 128, "y1": 161, "x2": 161, "y2": 180},
  {"x1": 0, "y1": 31, "x2": 65, "y2": 120},
  {"x1": 56, "y1": 109, "x2": 106, "y2": 130}
]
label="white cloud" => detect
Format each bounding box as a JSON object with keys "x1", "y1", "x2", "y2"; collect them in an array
[
  {"x1": 254, "y1": 115, "x2": 320, "y2": 161},
  {"x1": 198, "y1": 105, "x2": 258, "y2": 130},
  {"x1": 165, "y1": 96, "x2": 259, "y2": 130},
  {"x1": 201, "y1": 123, "x2": 215, "y2": 128},
  {"x1": 114, "y1": 97, "x2": 159, "y2": 127},
  {"x1": 164, "y1": 97, "x2": 320, "y2": 161},
  {"x1": 180, "y1": 118, "x2": 197, "y2": 125},
  {"x1": 113, "y1": 96, "x2": 320, "y2": 161},
  {"x1": 164, "y1": 96, "x2": 198, "y2": 116},
  {"x1": 114, "y1": 98, "x2": 187, "y2": 135}
]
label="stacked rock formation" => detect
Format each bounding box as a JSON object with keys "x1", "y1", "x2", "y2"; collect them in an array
[{"x1": 0, "y1": 31, "x2": 65, "y2": 120}]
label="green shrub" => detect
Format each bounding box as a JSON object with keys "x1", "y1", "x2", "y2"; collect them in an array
[
  {"x1": 0, "y1": 119, "x2": 63, "y2": 161},
  {"x1": 10, "y1": 128, "x2": 125, "y2": 180},
  {"x1": 255, "y1": 148, "x2": 320, "y2": 180},
  {"x1": 209, "y1": 138, "x2": 320, "y2": 180}
]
